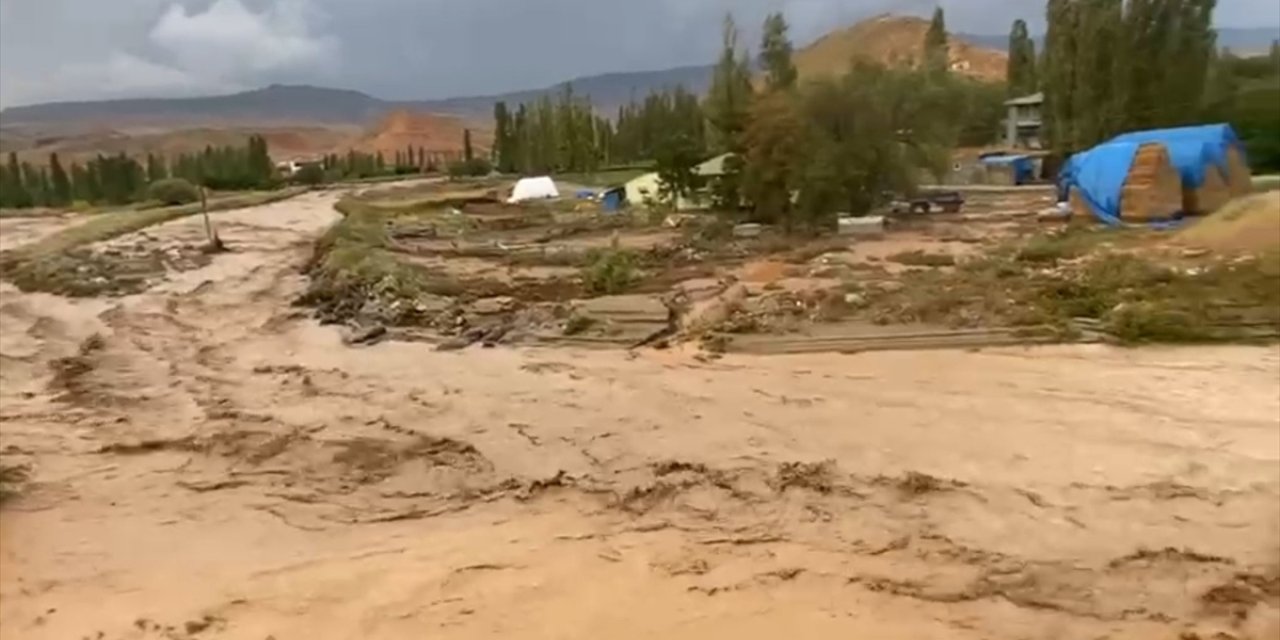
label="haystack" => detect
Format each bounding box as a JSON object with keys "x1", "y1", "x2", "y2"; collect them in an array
[
  {"x1": 1184, "y1": 164, "x2": 1231, "y2": 215},
  {"x1": 1117, "y1": 143, "x2": 1184, "y2": 222},
  {"x1": 1224, "y1": 145, "x2": 1253, "y2": 196}
]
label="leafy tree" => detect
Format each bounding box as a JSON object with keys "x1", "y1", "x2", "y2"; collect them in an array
[
  {"x1": 706, "y1": 14, "x2": 755, "y2": 155},
  {"x1": 292, "y1": 163, "x2": 327, "y2": 186},
  {"x1": 3, "y1": 153, "x2": 32, "y2": 208},
  {"x1": 146, "y1": 153, "x2": 168, "y2": 182},
  {"x1": 1043, "y1": 0, "x2": 1082, "y2": 150},
  {"x1": 1007, "y1": 19, "x2": 1039, "y2": 96},
  {"x1": 463, "y1": 129, "x2": 474, "y2": 163},
  {"x1": 654, "y1": 133, "x2": 703, "y2": 206},
  {"x1": 148, "y1": 178, "x2": 200, "y2": 205},
  {"x1": 48, "y1": 153, "x2": 72, "y2": 207},
  {"x1": 760, "y1": 12, "x2": 798, "y2": 92},
  {"x1": 493, "y1": 102, "x2": 516, "y2": 172},
  {"x1": 925, "y1": 7, "x2": 950, "y2": 76},
  {"x1": 742, "y1": 92, "x2": 809, "y2": 229}
]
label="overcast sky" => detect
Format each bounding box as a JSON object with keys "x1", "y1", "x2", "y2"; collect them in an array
[{"x1": 0, "y1": 0, "x2": 1275, "y2": 108}]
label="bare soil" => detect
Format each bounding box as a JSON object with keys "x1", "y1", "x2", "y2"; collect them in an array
[{"x1": 1, "y1": 190, "x2": 1278, "y2": 639}]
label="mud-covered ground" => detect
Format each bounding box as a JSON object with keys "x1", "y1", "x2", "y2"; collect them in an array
[{"x1": 1, "y1": 191, "x2": 1278, "y2": 640}]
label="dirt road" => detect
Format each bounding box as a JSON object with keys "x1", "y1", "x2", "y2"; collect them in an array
[{"x1": 1, "y1": 192, "x2": 1277, "y2": 640}]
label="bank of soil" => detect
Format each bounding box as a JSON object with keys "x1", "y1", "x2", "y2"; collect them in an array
[
  {"x1": 0, "y1": 188, "x2": 1277, "y2": 639},
  {"x1": 300, "y1": 184, "x2": 1279, "y2": 355}
]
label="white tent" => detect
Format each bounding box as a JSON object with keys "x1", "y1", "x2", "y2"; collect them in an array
[{"x1": 508, "y1": 176, "x2": 559, "y2": 203}]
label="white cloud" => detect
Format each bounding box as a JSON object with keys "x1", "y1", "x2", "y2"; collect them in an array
[
  {"x1": 1, "y1": 52, "x2": 240, "y2": 106},
  {"x1": 148, "y1": 0, "x2": 335, "y2": 79}
]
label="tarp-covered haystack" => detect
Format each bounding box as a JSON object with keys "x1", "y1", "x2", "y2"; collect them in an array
[
  {"x1": 1162, "y1": 140, "x2": 1231, "y2": 215},
  {"x1": 1111, "y1": 123, "x2": 1252, "y2": 201},
  {"x1": 1066, "y1": 142, "x2": 1183, "y2": 224}
]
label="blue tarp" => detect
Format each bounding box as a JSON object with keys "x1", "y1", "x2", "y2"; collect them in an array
[
  {"x1": 1061, "y1": 142, "x2": 1143, "y2": 226},
  {"x1": 980, "y1": 154, "x2": 1035, "y2": 185},
  {"x1": 601, "y1": 188, "x2": 625, "y2": 212},
  {"x1": 1109, "y1": 123, "x2": 1242, "y2": 182}
]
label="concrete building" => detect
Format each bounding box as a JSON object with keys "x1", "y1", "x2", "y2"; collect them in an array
[{"x1": 1004, "y1": 92, "x2": 1044, "y2": 149}]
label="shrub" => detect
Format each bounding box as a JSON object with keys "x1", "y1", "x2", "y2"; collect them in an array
[
  {"x1": 581, "y1": 249, "x2": 638, "y2": 295},
  {"x1": 292, "y1": 163, "x2": 327, "y2": 186},
  {"x1": 447, "y1": 158, "x2": 493, "y2": 179},
  {"x1": 147, "y1": 178, "x2": 200, "y2": 206}
]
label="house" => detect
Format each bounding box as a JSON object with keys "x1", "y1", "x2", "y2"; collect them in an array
[{"x1": 1004, "y1": 92, "x2": 1044, "y2": 149}]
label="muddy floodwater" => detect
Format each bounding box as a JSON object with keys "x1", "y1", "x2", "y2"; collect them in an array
[{"x1": 1, "y1": 192, "x2": 1277, "y2": 639}]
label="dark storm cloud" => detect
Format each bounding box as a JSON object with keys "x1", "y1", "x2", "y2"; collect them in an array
[{"x1": 0, "y1": 0, "x2": 1275, "y2": 107}]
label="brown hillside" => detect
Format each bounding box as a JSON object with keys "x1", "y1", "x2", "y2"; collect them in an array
[
  {"x1": 795, "y1": 14, "x2": 1007, "y2": 83},
  {"x1": 3, "y1": 125, "x2": 361, "y2": 164},
  {"x1": 354, "y1": 110, "x2": 492, "y2": 160}
]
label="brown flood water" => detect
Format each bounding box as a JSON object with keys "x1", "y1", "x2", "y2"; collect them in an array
[{"x1": 1, "y1": 192, "x2": 1277, "y2": 640}]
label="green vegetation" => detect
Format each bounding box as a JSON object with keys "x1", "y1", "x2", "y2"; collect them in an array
[
  {"x1": 1006, "y1": 19, "x2": 1038, "y2": 97},
  {"x1": 865, "y1": 231, "x2": 1280, "y2": 344},
  {"x1": 301, "y1": 200, "x2": 432, "y2": 325},
  {"x1": 448, "y1": 157, "x2": 493, "y2": 179},
  {"x1": 553, "y1": 167, "x2": 650, "y2": 187},
  {"x1": 147, "y1": 178, "x2": 200, "y2": 206},
  {"x1": 887, "y1": 250, "x2": 957, "y2": 267},
  {"x1": 581, "y1": 249, "x2": 639, "y2": 295},
  {"x1": 0, "y1": 136, "x2": 280, "y2": 211},
  {"x1": 1042, "y1": 0, "x2": 1218, "y2": 151},
  {"x1": 492, "y1": 85, "x2": 705, "y2": 176},
  {"x1": 924, "y1": 7, "x2": 950, "y2": 77}
]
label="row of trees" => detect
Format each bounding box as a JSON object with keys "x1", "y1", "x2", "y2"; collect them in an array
[
  {"x1": 491, "y1": 88, "x2": 616, "y2": 175},
  {"x1": 0, "y1": 136, "x2": 279, "y2": 209},
  {"x1": 1037, "y1": 0, "x2": 1219, "y2": 150},
  {"x1": 488, "y1": 8, "x2": 1005, "y2": 227},
  {"x1": 1005, "y1": 0, "x2": 1278, "y2": 171},
  {"x1": 725, "y1": 10, "x2": 978, "y2": 230}
]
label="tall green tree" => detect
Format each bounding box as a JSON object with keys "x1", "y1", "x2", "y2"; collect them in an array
[
  {"x1": 463, "y1": 129, "x2": 474, "y2": 163},
  {"x1": 742, "y1": 92, "x2": 809, "y2": 229},
  {"x1": 48, "y1": 153, "x2": 72, "y2": 207},
  {"x1": 1043, "y1": 0, "x2": 1081, "y2": 150},
  {"x1": 924, "y1": 7, "x2": 950, "y2": 76},
  {"x1": 760, "y1": 12, "x2": 798, "y2": 92},
  {"x1": 493, "y1": 102, "x2": 516, "y2": 172},
  {"x1": 705, "y1": 14, "x2": 755, "y2": 154},
  {"x1": 2, "y1": 152, "x2": 31, "y2": 208},
  {"x1": 146, "y1": 153, "x2": 168, "y2": 182},
  {"x1": 654, "y1": 133, "x2": 703, "y2": 207},
  {"x1": 1007, "y1": 19, "x2": 1039, "y2": 96}
]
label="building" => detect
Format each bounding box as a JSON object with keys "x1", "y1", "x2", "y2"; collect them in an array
[
  {"x1": 623, "y1": 153, "x2": 737, "y2": 211},
  {"x1": 1004, "y1": 92, "x2": 1044, "y2": 149}
]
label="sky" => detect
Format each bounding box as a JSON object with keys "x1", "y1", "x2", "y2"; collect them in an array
[{"x1": 0, "y1": 0, "x2": 1276, "y2": 108}]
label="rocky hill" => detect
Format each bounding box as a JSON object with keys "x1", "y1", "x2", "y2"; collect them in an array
[{"x1": 795, "y1": 14, "x2": 1007, "y2": 83}]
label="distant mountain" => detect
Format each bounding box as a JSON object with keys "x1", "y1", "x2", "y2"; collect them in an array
[
  {"x1": 0, "y1": 65, "x2": 715, "y2": 129},
  {"x1": 0, "y1": 85, "x2": 386, "y2": 128},
  {"x1": 412, "y1": 64, "x2": 715, "y2": 119}
]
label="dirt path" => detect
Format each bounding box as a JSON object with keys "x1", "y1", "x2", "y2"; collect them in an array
[{"x1": 1, "y1": 192, "x2": 1278, "y2": 640}]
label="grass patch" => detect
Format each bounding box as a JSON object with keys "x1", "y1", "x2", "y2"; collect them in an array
[
  {"x1": 864, "y1": 230, "x2": 1280, "y2": 344},
  {"x1": 554, "y1": 168, "x2": 651, "y2": 188},
  {"x1": 300, "y1": 203, "x2": 432, "y2": 325},
  {"x1": 581, "y1": 249, "x2": 639, "y2": 295},
  {"x1": 887, "y1": 250, "x2": 957, "y2": 267}
]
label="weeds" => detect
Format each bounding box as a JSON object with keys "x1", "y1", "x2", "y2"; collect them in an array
[
  {"x1": 865, "y1": 237, "x2": 1280, "y2": 344},
  {"x1": 581, "y1": 249, "x2": 639, "y2": 295},
  {"x1": 887, "y1": 250, "x2": 957, "y2": 267}
]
